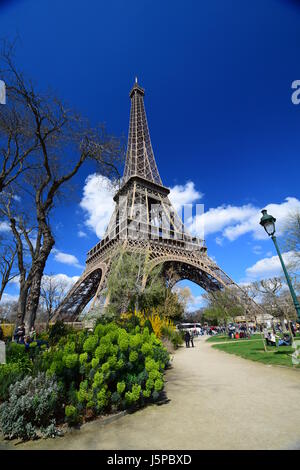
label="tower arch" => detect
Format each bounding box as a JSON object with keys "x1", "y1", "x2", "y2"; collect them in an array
[{"x1": 52, "y1": 264, "x2": 107, "y2": 321}]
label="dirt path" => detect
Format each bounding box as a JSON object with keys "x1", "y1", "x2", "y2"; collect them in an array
[{"x1": 3, "y1": 337, "x2": 300, "y2": 450}]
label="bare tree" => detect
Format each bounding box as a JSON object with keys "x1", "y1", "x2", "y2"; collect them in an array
[
  {"x1": 0, "y1": 42, "x2": 123, "y2": 328},
  {"x1": 252, "y1": 277, "x2": 296, "y2": 331},
  {"x1": 282, "y1": 210, "x2": 300, "y2": 271},
  {"x1": 1, "y1": 193, "x2": 38, "y2": 323},
  {"x1": 39, "y1": 274, "x2": 70, "y2": 324},
  {"x1": 0, "y1": 238, "x2": 18, "y2": 300},
  {"x1": 0, "y1": 41, "x2": 41, "y2": 193},
  {"x1": 0, "y1": 299, "x2": 18, "y2": 323}
]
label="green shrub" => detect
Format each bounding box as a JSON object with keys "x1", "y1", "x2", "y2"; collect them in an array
[
  {"x1": 83, "y1": 335, "x2": 99, "y2": 353},
  {"x1": 0, "y1": 343, "x2": 33, "y2": 401},
  {"x1": 0, "y1": 362, "x2": 25, "y2": 401},
  {"x1": 161, "y1": 325, "x2": 183, "y2": 349},
  {"x1": 65, "y1": 404, "x2": 79, "y2": 425},
  {"x1": 0, "y1": 320, "x2": 170, "y2": 439},
  {"x1": 48, "y1": 321, "x2": 71, "y2": 346},
  {"x1": 143, "y1": 319, "x2": 154, "y2": 334},
  {"x1": 0, "y1": 373, "x2": 62, "y2": 440},
  {"x1": 6, "y1": 342, "x2": 26, "y2": 362}
]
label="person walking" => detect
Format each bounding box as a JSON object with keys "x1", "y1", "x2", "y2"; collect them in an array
[
  {"x1": 190, "y1": 330, "x2": 195, "y2": 348},
  {"x1": 184, "y1": 330, "x2": 191, "y2": 348}
]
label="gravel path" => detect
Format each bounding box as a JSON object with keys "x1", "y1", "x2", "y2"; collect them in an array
[{"x1": 2, "y1": 337, "x2": 300, "y2": 450}]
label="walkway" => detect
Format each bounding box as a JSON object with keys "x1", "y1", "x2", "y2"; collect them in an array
[{"x1": 4, "y1": 337, "x2": 300, "y2": 450}]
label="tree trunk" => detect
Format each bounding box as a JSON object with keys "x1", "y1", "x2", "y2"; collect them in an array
[
  {"x1": 25, "y1": 230, "x2": 55, "y2": 328},
  {"x1": 280, "y1": 316, "x2": 287, "y2": 332},
  {"x1": 17, "y1": 285, "x2": 28, "y2": 325},
  {"x1": 15, "y1": 269, "x2": 31, "y2": 326},
  {"x1": 0, "y1": 283, "x2": 6, "y2": 302}
]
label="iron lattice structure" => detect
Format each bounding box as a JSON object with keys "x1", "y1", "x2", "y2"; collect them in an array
[{"x1": 53, "y1": 80, "x2": 259, "y2": 321}]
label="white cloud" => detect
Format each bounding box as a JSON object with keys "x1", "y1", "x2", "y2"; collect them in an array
[
  {"x1": 245, "y1": 251, "x2": 296, "y2": 280},
  {"x1": 189, "y1": 203, "x2": 256, "y2": 237},
  {"x1": 252, "y1": 245, "x2": 263, "y2": 255},
  {"x1": 9, "y1": 275, "x2": 20, "y2": 286},
  {"x1": 169, "y1": 181, "x2": 203, "y2": 212},
  {"x1": 188, "y1": 294, "x2": 206, "y2": 311},
  {"x1": 80, "y1": 174, "x2": 116, "y2": 238},
  {"x1": 0, "y1": 292, "x2": 18, "y2": 304},
  {"x1": 78, "y1": 230, "x2": 87, "y2": 238},
  {"x1": 3, "y1": 274, "x2": 80, "y2": 305},
  {"x1": 42, "y1": 273, "x2": 80, "y2": 292},
  {"x1": 224, "y1": 197, "x2": 300, "y2": 241},
  {"x1": 0, "y1": 221, "x2": 10, "y2": 232},
  {"x1": 188, "y1": 196, "x2": 300, "y2": 242},
  {"x1": 52, "y1": 249, "x2": 84, "y2": 269}
]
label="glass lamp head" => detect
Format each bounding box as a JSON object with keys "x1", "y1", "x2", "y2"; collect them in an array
[{"x1": 259, "y1": 209, "x2": 276, "y2": 236}]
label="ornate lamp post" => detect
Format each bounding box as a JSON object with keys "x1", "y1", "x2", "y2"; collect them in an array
[{"x1": 259, "y1": 209, "x2": 300, "y2": 322}]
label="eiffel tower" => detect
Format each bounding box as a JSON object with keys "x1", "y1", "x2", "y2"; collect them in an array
[{"x1": 53, "y1": 79, "x2": 251, "y2": 321}]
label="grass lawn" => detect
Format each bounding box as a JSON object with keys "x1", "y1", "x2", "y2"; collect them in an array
[
  {"x1": 212, "y1": 338, "x2": 299, "y2": 368},
  {"x1": 206, "y1": 333, "x2": 261, "y2": 343}
]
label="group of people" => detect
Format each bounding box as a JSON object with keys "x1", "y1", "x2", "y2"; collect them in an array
[
  {"x1": 264, "y1": 329, "x2": 292, "y2": 347},
  {"x1": 227, "y1": 323, "x2": 256, "y2": 339},
  {"x1": 262, "y1": 321, "x2": 298, "y2": 347},
  {"x1": 184, "y1": 330, "x2": 195, "y2": 348},
  {"x1": 13, "y1": 323, "x2": 37, "y2": 350}
]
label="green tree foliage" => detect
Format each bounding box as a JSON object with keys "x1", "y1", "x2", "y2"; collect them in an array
[
  {"x1": 202, "y1": 289, "x2": 244, "y2": 325},
  {"x1": 157, "y1": 290, "x2": 184, "y2": 321},
  {"x1": 106, "y1": 249, "x2": 165, "y2": 316}
]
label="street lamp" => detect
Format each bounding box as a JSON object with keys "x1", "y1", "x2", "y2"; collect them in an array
[{"x1": 260, "y1": 209, "x2": 300, "y2": 322}]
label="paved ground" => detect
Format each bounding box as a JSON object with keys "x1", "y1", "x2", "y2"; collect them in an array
[{"x1": 2, "y1": 336, "x2": 300, "y2": 450}]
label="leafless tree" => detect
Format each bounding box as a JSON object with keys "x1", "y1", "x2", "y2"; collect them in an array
[
  {"x1": 0, "y1": 237, "x2": 18, "y2": 300},
  {"x1": 0, "y1": 41, "x2": 123, "y2": 328},
  {"x1": 282, "y1": 210, "x2": 300, "y2": 271},
  {"x1": 0, "y1": 41, "x2": 41, "y2": 193},
  {"x1": 1, "y1": 193, "x2": 38, "y2": 323},
  {"x1": 39, "y1": 274, "x2": 70, "y2": 324},
  {"x1": 252, "y1": 277, "x2": 297, "y2": 330},
  {"x1": 0, "y1": 299, "x2": 18, "y2": 323}
]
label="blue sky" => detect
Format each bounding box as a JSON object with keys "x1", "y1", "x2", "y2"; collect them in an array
[{"x1": 1, "y1": 0, "x2": 300, "y2": 309}]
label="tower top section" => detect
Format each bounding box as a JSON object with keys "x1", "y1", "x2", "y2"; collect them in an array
[
  {"x1": 129, "y1": 77, "x2": 145, "y2": 98},
  {"x1": 123, "y1": 80, "x2": 162, "y2": 186}
]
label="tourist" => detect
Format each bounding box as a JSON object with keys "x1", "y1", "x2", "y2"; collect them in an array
[
  {"x1": 266, "y1": 331, "x2": 277, "y2": 347},
  {"x1": 190, "y1": 330, "x2": 194, "y2": 348},
  {"x1": 14, "y1": 323, "x2": 26, "y2": 343},
  {"x1": 228, "y1": 329, "x2": 234, "y2": 339},
  {"x1": 184, "y1": 330, "x2": 191, "y2": 348},
  {"x1": 278, "y1": 333, "x2": 292, "y2": 347}
]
